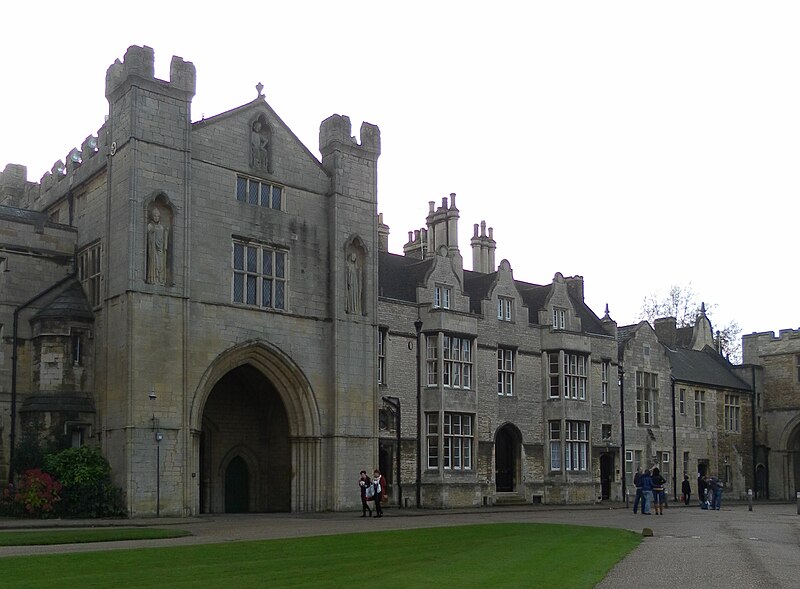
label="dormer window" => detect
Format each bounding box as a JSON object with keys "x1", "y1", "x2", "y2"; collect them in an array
[
  {"x1": 497, "y1": 297, "x2": 512, "y2": 321},
  {"x1": 434, "y1": 285, "x2": 451, "y2": 309},
  {"x1": 552, "y1": 307, "x2": 566, "y2": 330}
]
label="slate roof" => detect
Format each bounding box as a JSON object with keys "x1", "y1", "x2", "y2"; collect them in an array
[
  {"x1": 666, "y1": 346, "x2": 751, "y2": 391},
  {"x1": 378, "y1": 251, "x2": 609, "y2": 335},
  {"x1": 378, "y1": 252, "x2": 434, "y2": 302},
  {"x1": 32, "y1": 280, "x2": 94, "y2": 322}
]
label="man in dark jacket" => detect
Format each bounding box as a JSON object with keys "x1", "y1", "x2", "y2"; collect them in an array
[{"x1": 632, "y1": 468, "x2": 644, "y2": 514}]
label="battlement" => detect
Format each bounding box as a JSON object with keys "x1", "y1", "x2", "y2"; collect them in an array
[
  {"x1": 0, "y1": 127, "x2": 104, "y2": 209},
  {"x1": 743, "y1": 328, "x2": 800, "y2": 343},
  {"x1": 319, "y1": 115, "x2": 381, "y2": 158},
  {"x1": 742, "y1": 327, "x2": 800, "y2": 363},
  {"x1": 105, "y1": 45, "x2": 196, "y2": 100}
]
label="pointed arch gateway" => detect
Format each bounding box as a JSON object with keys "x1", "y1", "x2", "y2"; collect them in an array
[{"x1": 190, "y1": 340, "x2": 322, "y2": 514}]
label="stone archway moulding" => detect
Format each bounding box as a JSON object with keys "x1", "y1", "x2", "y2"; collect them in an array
[{"x1": 190, "y1": 339, "x2": 321, "y2": 438}]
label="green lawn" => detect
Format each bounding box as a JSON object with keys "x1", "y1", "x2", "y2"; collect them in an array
[
  {"x1": 0, "y1": 527, "x2": 191, "y2": 546},
  {"x1": 0, "y1": 523, "x2": 639, "y2": 588}
]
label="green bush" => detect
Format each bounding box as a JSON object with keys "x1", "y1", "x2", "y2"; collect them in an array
[{"x1": 44, "y1": 447, "x2": 126, "y2": 518}]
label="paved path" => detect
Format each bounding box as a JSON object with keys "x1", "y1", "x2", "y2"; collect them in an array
[{"x1": 1, "y1": 503, "x2": 799, "y2": 588}]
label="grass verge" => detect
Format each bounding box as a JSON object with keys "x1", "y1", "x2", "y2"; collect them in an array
[
  {"x1": 0, "y1": 523, "x2": 639, "y2": 588},
  {"x1": 0, "y1": 527, "x2": 191, "y2": 546}
]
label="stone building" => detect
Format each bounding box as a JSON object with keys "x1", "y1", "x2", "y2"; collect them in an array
[
  {"x1": 377, "y1": 197, "x2": 622, "y2": 507},
  {"x1": 619, "y1": 310, "x2": 754, "y2": 501},
  {"x1": 742, "y1": 328, "x2": 800, "y2": 500},
  {"x1": 1, "y1": 45, "x2": 380, "y2": 516},
  {"x1": 0, "y1": 45, "x2": 770, "y2": 515}
]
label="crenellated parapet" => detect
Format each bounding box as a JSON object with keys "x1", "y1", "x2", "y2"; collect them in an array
[
  {"x1": 105, "y1": 45, "x2": 196, "y2": 101},
  {"x1": 742, "y1": 327, "x2": 800, "y2": 363},
  {"x1": 319, "y1": 115, "x2": 381, "y2": 161}
]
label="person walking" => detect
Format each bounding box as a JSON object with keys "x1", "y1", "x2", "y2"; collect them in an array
[
  {"x1": 651, "y1": 467, "x2": 666, "y2": 515},
  {"x1": 359, "y1": 470, "x2": 373, "y2": 517},
  {"x1": 681, "y1": 475, "x2": 692, "y2": 506},
  {"x1": 632, "y1": 468, "x2": 644, "y2": 514},
  {"x1": 640, "y1": 469, "x2": 654, "y2": 515},
  {"x1": 372, "y1": 469, "x2": 387, "y2": 518}
]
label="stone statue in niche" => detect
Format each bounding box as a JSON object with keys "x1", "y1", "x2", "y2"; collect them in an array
[
  {"x1": 346, "y1": 250, "x2": 363, "y2": 315},
  {"x1": 146, "y1": 206, "x2": 169, "y2": 285},
  {"x1": 250, "y1": 118, "x2": 271, "y2": 171}
]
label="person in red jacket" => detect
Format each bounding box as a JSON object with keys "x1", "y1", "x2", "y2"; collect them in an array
[{"x1": 372, "y1": 469, "x2": 387, "y2": 518}]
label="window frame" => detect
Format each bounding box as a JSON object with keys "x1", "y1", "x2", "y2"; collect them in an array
[
  {"x1": 442, "y1": 413, "x2": 473, "y2": 470},
  {"x1": 236, "y1": 175, "x2": 284, "y2": 211},
  {"x1": 601, "y1": 360, "x2": 610, "y2": 405},
  {"x1": 433, "y1": 285, "x2": 452, "y2": 309},
  {"x1": 679, "y1": 388, "x2": 686, "y2": 415},
  {"x1": 442, "y1": 335, "x2": 472, "y2": 390},
  {"x1": 497, "y1": 297, "x2": 512, "y2": 321},
  {"x1": 635, "y1": 371, "x2": 658, "y2": 425},
  {"x1": 724, "y1": 393, "x2": 741, "y2": 432},
  {"x1": 497, "y1": 347, "x2": 514, "y2": 396},
  {"x1": 552, "y1": 307, "x2": 566, "y2": 330},
  {"x1": 78, "y1": 242, "x2": 102, "y2": 308},
  {"x1": 549, "y1": 420, "x2": 562, "y2": 471},
  {"x1": 232, "y1": 240, "x2": 288, "y2": 310},
  {"x1": 377, "y1": 328, "x2": 387, "y2": 385},
  {"x1": 565, "y1": 420, "x2": 589, "y2": 471},
  {"x1": 694, "y1": 390, "x2": 706, "y2": 428}
]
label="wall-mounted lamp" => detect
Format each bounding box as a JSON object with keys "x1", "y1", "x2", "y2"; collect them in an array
[{"x1": 149, "y1": 387, "x2": 157, "y2": 401}]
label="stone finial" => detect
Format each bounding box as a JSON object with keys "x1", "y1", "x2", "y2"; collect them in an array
[{"x1": 256, "y1": 82, "x2": 264, "y2": 97}]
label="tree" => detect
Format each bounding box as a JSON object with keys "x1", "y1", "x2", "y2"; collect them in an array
[{"x1": 639, "y1": 283, "x2": 742, "y2": 363}]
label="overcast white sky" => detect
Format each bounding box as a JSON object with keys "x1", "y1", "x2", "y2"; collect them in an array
[{"x1": 2, "y1": 2, "x2": 798, "y2": 338}]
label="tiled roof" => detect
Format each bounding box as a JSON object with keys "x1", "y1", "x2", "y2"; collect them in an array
[
  {"x1": 378, "y1": 252, "x2": 434, "y2": 302},
  {"x1": 32, "y1": 280, "x2": 94, "y2": 321},
  {"x1": 667, "y1": 346, "x2": 751, "y2": 391}
]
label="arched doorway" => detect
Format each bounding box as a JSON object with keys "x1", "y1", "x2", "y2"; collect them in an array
[
  {"x1": 788, "y1": 425, "x2": 800, "y2": 495},
  {"x1": 191, "y1": 340, "x2": 323, "y2": 515},
  {"x1": 200, "y1": 364, "x2": 291, "y2": 513},
  {"x1": 495, "y1": 424, "x2": 521, "y2": 493},
  {"x1": 225, "y1": 456, "x2": 249, "y2": 513}
]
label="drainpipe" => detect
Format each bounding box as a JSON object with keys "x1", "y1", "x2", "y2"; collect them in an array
[
  {"x1": 751, "y1": 365, "x2": 757, "y2": 499},
  {"x1": 618, "y1": 363, "x2": 627, "y2": 507},
  {"x1": 671, "y1": 377, "x2": 678, "y2": 501},
  {"x1": 9, "y1": 270, "x2": 77, "y2": 484},
  {"x1": 414, "y1": 319, "x2": 423, "y2": 508}
]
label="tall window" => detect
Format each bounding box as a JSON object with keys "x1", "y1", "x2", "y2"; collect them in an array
[
  {"x1": 497, "y1": 347, "x2": 514, "y2": 396},
  {"x1": 236, "y1": 175, "x2": 283, "y2": 210},
  {"x1": 724, "y1": 394, "x2": 741, "y2": 432},
  {"x1": 636, "y1": 371, "x2": 658, "y2": 425},
  {"x1": 426, "y1": 413, "x2": 473, "y2": 470},
  {"x1": 679, "y1": 388, "x2": 686, "y2": 415},
  {"x1": 442, "y1": 335, "x2": 472, "y2": 389},
  {"x1": 564, "y1": 353, "x2": 587, "y2": 399},
  {"x1": 443, "y1": 413, "x2": 473, "y2": 470},
  {"x1": 426, "y1": 413, "x2": 438, "y2": 469},
  {"x1": 625, "y1": 451, "x2": 633, "y2": 486},
  {"x1": 78, "y1": 243, "x2": 102, "y2": 307},
  {"x1": 601, "y1": 360, "x2": 610, "y2": 405},
  {"x1": 659, "y1": 451, "x2": 670, "y2": 485},
  {"x1": 683, "y1": 451, "x2": 690, "y2": 479},
  {"x1": 549, "y1": 421, "x2": 561, "y2": 471},
  {"x1": 565, "y1": 421, "x2": 589, "y2": 471},
  {"x1": 426, "y1": 335, "x2": 438, "y2": 386},
  {"x1": 552, "y1": 307, "x2": 566, "y2": 330},
  {"x1": 434, "y1": 285, "x2": 451, "y2": 309},
  {"x1": 497, "y1": 297, "x2": 512, "y2": 321},
  {"x1": 549, "y1": 352, "x2": 561, "y2": 398},
  {"x1": 232, "y1": 241, "x2": 287, "y2": 309},
  {"x1": 694, "y1": 390, "x2": 706, "y2": 428},
  {"x1": 377, "y1": 328, "x2": 387, "y2": 385},
  {"x1": 71, "y1": 332, "x2": 83, "y2": 366}
]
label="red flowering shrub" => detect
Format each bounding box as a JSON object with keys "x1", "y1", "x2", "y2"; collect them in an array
[{"x1": 13, "y1": 468, "x2": 63, "y2": 517}]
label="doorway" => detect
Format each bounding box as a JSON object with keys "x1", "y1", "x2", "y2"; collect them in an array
[
  {"x1": 600, "y1": 454, "x2": 613, "y2": 500},
  {"x1": 225, "y1": 456, "x2": 249, "y2": 513},
  {"x1": 495, "y1": 425, "x2": 521, "y2": 493}
]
